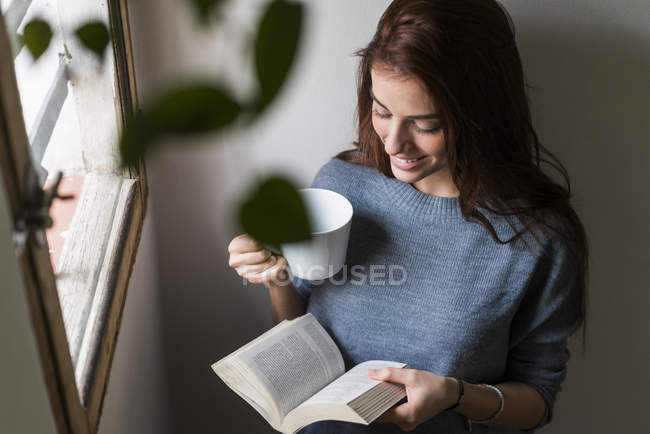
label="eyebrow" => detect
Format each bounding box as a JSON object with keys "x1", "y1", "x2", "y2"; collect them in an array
[{"x1": 370, "y1": 89, "x2": 441, "y2": 120}]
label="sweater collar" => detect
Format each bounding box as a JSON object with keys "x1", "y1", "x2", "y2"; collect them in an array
[{"x1": 382, "y1": 175, "x2": 463, "y2": 219}]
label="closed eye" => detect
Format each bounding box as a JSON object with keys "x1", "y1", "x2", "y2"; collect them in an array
[
  {"x1": 413, "y1": 122, "x2": 442, "y2": 135},
  {"x1": 372, "y1": 108, "x2": 391, "y2": 119},
  {"x1": 373, "y1": 109, "x2": 441, "y2": 135}
]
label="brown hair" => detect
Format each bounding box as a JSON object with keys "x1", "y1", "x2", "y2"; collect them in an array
[{"x1": 338, "y1": 0, "x2": 589, "y2": 339}]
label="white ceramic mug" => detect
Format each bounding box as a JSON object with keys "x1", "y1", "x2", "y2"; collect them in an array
[{"x1": 281, "y1": 188, "x2": 353, "y2": 281}]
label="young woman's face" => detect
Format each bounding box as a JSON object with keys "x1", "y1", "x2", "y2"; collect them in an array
[{"x1": 370, "y1": 65, "x2": 457, "y2": 196}]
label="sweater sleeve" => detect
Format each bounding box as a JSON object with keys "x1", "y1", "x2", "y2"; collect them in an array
[
  {"x1": 506, "y1": 237, "x2": 582, "y2": 429},
  {"x1": 291, "y1": 276, "x2": 312, "y2": 301}
]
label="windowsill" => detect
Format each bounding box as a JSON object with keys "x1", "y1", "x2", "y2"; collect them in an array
[{"x1": 52, "y1": 172, "x2": 137, "y2": 405}]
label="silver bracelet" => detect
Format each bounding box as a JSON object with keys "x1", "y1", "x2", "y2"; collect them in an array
[{"x1": 466, "y1": 384, "x2": 504, "y2": 431}]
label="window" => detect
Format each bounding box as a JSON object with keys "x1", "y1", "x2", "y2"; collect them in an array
[{"x1": 0, "y1": 0, "x2": 146, "y2": 433}]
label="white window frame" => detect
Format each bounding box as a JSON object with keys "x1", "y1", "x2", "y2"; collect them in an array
[{"x1": 0, "y1": 0, "x2": 146, "y2": 432}]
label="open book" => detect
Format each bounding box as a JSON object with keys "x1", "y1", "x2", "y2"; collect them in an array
[{"x1": 211, "y1": 313, "x2": 407, "y2": 434}]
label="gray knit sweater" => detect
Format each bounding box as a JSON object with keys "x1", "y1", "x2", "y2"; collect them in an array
[{"x1": 292, "y1": 158, "x2": 581, "y2": 434}]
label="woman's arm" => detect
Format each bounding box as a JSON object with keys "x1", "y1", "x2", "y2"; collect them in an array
[
  {"x1": 453, "y1": 379, "x2": 546, "y2": 430},
  {"x1": 367, "y1": 368, "x2": 546, "y2": 432},
  {"x1": 266, "y1": 280, "x2": 307, "y2": 324},
  {"x1": 227, "y1": 234, "x2": 307, "y2": 323}
]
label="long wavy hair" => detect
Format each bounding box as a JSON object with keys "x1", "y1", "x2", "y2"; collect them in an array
[{"x1": 337, "y1": 0, "x2": 589, "y2": 340}]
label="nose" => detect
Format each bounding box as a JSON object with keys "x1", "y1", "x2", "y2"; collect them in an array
[{"x1": 382, "y1": 120, "x2": 410, "y2": 155}]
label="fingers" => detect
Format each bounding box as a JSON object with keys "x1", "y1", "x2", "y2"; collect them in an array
[
  {"x1": 228, "y1": 233, "x2": 262, "y2": 254},
  {"x1": 247, "y1": 255, "x2": 290, "y2": 285},
  {"x1": 229, "y1": 234, "x2": 287, "y2": 285},
  {"x1": 375, "y1": 404, "x2": 418, "y2": 431},
  {"x1": 368, "y1": 368, "x2": 418, "y2": 387},
  {"x1": 375, "y1": 403, "x2": 411, "y2": 423},
  {"x1": 236, "y1": 255, "x2": 277, "y2": 275},
  {"x1": 229, "y1": 249, "x2": 273, "y2": 269}
]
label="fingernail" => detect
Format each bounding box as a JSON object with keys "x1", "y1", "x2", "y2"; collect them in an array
[{"x1": 367, "y1": 369, "x2": 377, "y2": 377}]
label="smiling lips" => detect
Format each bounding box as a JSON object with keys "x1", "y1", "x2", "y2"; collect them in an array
[
  {"x1": 394, "y1": 156, "x2": 425, "y2": 163},
  {"x1": 391, "y1": 155, "x2": 427, "y2": 170}
]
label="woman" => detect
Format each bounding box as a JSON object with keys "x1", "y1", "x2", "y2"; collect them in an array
[{"x1": 228, "y1": 0, "x2": 588, "y2": 432}]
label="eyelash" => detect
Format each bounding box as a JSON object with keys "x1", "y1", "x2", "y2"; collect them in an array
[{"x1": 372, "y1": 109, "x2": 441, "y2": 135}]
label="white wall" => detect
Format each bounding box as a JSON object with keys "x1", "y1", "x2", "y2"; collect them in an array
[{"x1": 97, "y1": 200, "x2": 172, "y2": 434}]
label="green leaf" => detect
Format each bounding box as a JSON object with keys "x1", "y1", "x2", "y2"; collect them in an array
[
  {"x1": 253, "y1": 0, "x2": 303, "y2": 114},
  {"x1": 75, "y1": 21, "x2": 110, "y2": 60},
  {"x1": 188, "y1": 0, "x2": 226, "y2": 25},
  {"x1": 118, "y1": 84, "x2": 241, "y2": 167},
  {"x1": 149, "y1": 84, "x2": 241, "y2": 134},
  {"x1": 22, "y1": 19, "x2": 52, "y2": 60},
  {"x1": 239, "y1": 176, "x2": 311, "y2": 245}
]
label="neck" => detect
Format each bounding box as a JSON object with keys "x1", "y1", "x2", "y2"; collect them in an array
[{"x1": 412, "y1": 167, "x2": 460, "y2": 197}]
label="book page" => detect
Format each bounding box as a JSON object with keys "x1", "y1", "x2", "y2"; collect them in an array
[
  {"x1": 212, "y1": 320, "x2": 294, "y2": 428},
  {"x1": 213, "y1": 361, "x2": 273, "y2": 424},
  {"x1": 238, "y1": 314, "x2": 345, "y2": 418},
  {"x1": 296, "y1": 360, "x2": 407, "y2": 407},
  {"x1": 212, "y1": 319, "x2": 292, "y2": 366}
]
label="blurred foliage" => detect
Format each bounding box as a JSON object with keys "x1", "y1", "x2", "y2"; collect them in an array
[
  {"x1": 21, "y1": 18, "x2": 111, "y2": 62},
  {"x1": 240, "y1": 177, "x2": 311, "y2": 246},
  {"x1": 147, "y1": 84, "x2": 242, "y2": 134},
  {"x1": 17, "y1": 0, "x2": 310, "y2": 246},
  {"x1": 119, "y1": 0, "x2": 304, "y2": 162},
  {"x1": 75, "y1": 21, "x2": 111, "y2": 60},
  {"x1": 120, "y1": 83, "x2": 241, "y2": 167},
  {"x1": 22, "y1": 19, "x2": 52, "y2": 60},
  {"x1": 253, "y1": 0, "x2": 303, "y2": 114},
  {"x1": 188, "y1": 0, "x2": 227, "y2": 25},
  {"x1": 118, "y1": 0, "x2": 310, "y2": 245}
]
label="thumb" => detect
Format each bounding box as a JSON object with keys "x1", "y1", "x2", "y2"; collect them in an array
[{"x1": 368, "y1": 367, "x2": 417, "y2": 386}]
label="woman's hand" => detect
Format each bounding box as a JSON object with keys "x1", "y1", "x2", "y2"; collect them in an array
[
  {"x1": 367, "y1": 368, "x2": 458, "y2": 432},
  {"x1": 228, "y1": 234, "x2": 289, "y2": 285}
]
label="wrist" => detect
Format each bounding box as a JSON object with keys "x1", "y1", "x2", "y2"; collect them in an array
[
  {"x1": 443, "y1": 376, "x2": 463, "y2": 410},
  {"x1": 465, "y1": 384, "x2": 504, "y2": 428},
  {"x1": 265, "y1": 271, "x2": 293, "y2": 291}
]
